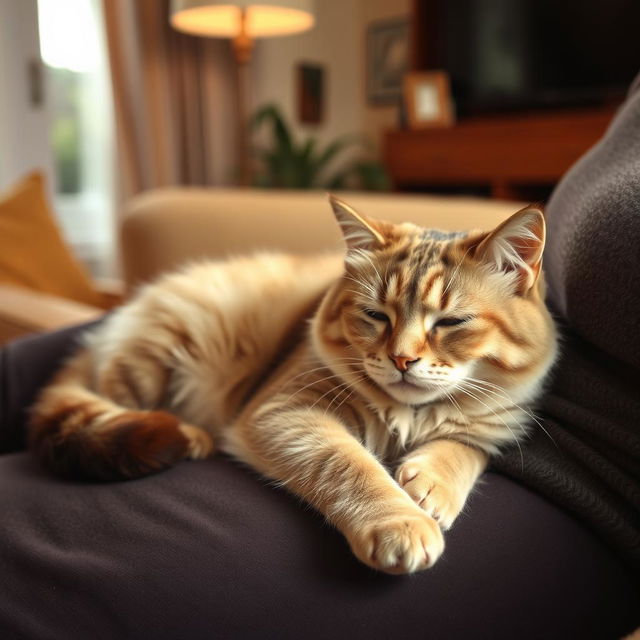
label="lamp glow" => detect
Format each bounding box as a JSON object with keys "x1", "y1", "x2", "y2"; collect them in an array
[
  {"x1": 170, "y1": 1, "x2": 315, "y2": 39},
  {"x1": 169, "y1": 1, "x2": 315, "y2": 186}
]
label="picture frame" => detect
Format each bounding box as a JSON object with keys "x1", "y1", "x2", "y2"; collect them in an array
[
  {"x1": 403, "y1": 71, "x2": 455, "y2": 128},
  {"x1": 366, "y1": 18, "x2": 409, "y2": 105},
  {"x1": 296, "y1": 62, "x2": 325, "y2": 125}
]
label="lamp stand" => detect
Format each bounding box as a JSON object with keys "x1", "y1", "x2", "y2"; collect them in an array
[{"x1": 232, "y1": 9, "x2": 254, "y2": 187}]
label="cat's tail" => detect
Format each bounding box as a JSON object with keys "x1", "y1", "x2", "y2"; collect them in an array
[{"x1": 29, "y1": 349, "x2": 212, "y2": 481}]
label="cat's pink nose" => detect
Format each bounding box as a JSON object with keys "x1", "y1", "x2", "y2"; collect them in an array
[{"x1": 389, "y1": 354, "x2": 420, "y2": 372}]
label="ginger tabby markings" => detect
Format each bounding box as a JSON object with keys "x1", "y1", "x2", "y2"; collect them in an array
[{"x1": 30, "y1": 196, "x2": 558, "y2": 575}]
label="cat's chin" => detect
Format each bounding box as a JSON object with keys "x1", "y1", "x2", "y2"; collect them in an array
[{"x1": 383, "y1": 379, "x2": 451, "y2": 405}]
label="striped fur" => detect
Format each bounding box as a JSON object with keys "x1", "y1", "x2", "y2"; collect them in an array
[{"x1": 30, "y1": 197, "x2": 557, "y2": 574}]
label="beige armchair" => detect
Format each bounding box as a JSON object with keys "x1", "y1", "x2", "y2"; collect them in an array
[{"x1": 0, "y1": 188, "x2": 520, "y2": 344}]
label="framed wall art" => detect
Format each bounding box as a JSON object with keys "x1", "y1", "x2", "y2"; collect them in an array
[
  {"x1": 366, "y1": 18, "x2": 409, "y2": 105},
  {"x1": 297, "y1": 62, "x2": 325, "y2": 125}
]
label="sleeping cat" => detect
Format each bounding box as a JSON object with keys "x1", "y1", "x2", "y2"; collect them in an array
[{"x1": 30, "y1": 196, "x2": 557, "y2": 575}]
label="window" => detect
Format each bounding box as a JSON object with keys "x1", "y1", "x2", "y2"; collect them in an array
[{"x1": 37, "y1": 0, "x2": 115, "y2": 276}]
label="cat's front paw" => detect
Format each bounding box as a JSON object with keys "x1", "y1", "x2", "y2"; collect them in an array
[
  {"x1": 347, "y1": 510, "x2": 444, "y2": 575},
  {"x1": 396, "y1": 460, "x2": 463, "y2": 530}
]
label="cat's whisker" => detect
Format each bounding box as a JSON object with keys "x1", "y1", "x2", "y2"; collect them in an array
[
  {"x1": 351, "y1": 249, "x2": 384, "y2": 290},
  {"x1": 442, "y1": 389, "x2": 471, "y2": 448},
  {"x1": 461, "y1": 378, "x2": 558, "y2": 448},
  {"x1": 458, "y1": 379, "x2": 517, "y2": 410},
  {"x1": 458, "y1": 381, "x2": 526, "y2": 436},
  {"x1": 342, "y1": 275, "x2": 378, "y2": 298},
  {"x1": 284, "y1": 370, "x2": 357, "y2": 403},
  {"x1": 282, "y1": 361, "x2": 361, "y2": 387},
  {"x1": 343, "y1": 289, "x2": 366, "y2": 298},
  {"x1": 454, "y1": 384, "x2": 525, "y2": 472},
  {"x1": 319, "y1": 374, "x2": 368, "y2": 414},
  {"x1": 331, "y1": 387, "x2": 357, "y2": 415},
  {"x1": 310, "y1": 379, "x2": 353, "y2": 411},
  {"x1": 457, "y1": 380, "x2": 527, "y2": 424},
  {"x1": 287, "y1": 359, "x2": 367, "y2": 409},
  {"x1": 342, "y1": 274, "x2": 369, "y2": 287},
  {"x1": 442, "y1": 386, "x2": 466, "y2": 417}
]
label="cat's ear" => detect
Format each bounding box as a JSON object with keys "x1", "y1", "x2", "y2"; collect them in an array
[
  {"x1": 475, "y1": 205, "x2": 546, "y2": 294},
  {"x1": 328, "y1": 194, "x2": 386, "y2": 251}
]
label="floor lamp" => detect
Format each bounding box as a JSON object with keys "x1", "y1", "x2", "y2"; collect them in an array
[{"x1": 170, "y1": 0, "x2": 316, "y2": 186}]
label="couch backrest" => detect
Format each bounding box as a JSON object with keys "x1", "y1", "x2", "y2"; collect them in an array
[
  {"x1": 545, "y1": 75, "x2": 640, "y2": 369},
  {"x1": 120, "y1": 189, "x2": 519, "y2": 287}
]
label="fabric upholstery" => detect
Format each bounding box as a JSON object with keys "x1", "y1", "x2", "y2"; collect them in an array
[
  {"x1": 0, "y1": 323, "x2": 99, "y2": 454},
  {"x1": 544, "y1": 79, "x2": 640, "y2": 369},
  {"x1": 0, "y1": 325, "x2": 638, "y2": 640},
  {"x1": 493, "y1": 76, "x2": 640, "y2": 569},
  {"x1": 121, "y1": 189, "x2": 520, "y2": 286},
  {"x1": 0, "y1": 172, "x2": 103, "y2": 307}
]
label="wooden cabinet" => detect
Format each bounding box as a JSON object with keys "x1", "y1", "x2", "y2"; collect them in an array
[
  {"x1": 385, "y1": 0, "x2": 623, "y2": 199},
  {"x1": 384, "y1": 107, "x2": 615, "y2": 199}
]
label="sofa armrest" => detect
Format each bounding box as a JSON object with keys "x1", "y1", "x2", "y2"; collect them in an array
[
  {"x1": 0, "y1": 285, "x2": 104, "y2": 344},
  {"x1": 93, "y1": 277, "x2": 126, "y2": 308}
]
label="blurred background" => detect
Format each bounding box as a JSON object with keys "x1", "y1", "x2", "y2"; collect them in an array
[{"x1": 0, "y1": 0, "x2": 638, "y2": 325}]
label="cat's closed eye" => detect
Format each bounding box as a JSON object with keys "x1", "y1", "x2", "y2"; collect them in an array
[
  {"x1": 364, "y1": 309, "x2": 390, "y2": 322},
  {"x1": 433, "y1": 316, "x2": 470, "y2": 328}
]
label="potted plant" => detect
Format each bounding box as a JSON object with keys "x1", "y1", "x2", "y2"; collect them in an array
[{"x1": 250, "y1": 104, "x2": 390, "y2": 191}]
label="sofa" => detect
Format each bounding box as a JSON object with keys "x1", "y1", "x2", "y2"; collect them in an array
[
  {"x1": 2, "y1": 87, "x2": 640, "y2": 637},
  {"x1": 0, "y1": 188, "x2": 518, "y2": 345}
]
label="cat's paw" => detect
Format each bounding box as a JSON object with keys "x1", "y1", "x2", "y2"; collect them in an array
[
  {"x1": 347, "y1": 510, "x2": 444, "y2": 575},
  {"x1": 396, "y1": 460, "x2": 463, "y2": 530},
  {"x1": 179, "y1": 424, "x2": 214, "y2": 459}
]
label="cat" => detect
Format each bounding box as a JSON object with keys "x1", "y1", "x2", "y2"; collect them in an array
[{"x1": 30, "y1": 195, "x2": 558, "y2": 575}]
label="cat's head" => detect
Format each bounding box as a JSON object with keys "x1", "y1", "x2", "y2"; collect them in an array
[{"x1": 313, "y1": 195, "x2": 553, "y2": 406}]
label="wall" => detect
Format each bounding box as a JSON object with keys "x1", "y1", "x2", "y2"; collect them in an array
[
  {"x1": 0, "y1": 0, "x2": 54, "y2": 192},
  {"x1": 249, "y1": 0, "x2": 363, "y2": 179},
  {"x1": 249, "y1": 0, "x2": 411, "y2": 172},
  {"x1": 360, "y1": 0, "x2": 412, "y2": 150}
]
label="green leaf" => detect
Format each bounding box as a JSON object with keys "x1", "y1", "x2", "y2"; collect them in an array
[
  {"x1": 325, "y1": 173, "x2": 347, "y2": 190},
  {"x1": 251, "y1": 104, "x2": 294, "y2": 157},
  {"x1": 250, "y1": 103, "x2": 389, "y2": 191},
  {"x1": 354, "y1": 161, "x2": 391, "y2": 191},
  {"x1": 311, "y1": 134, "x2": 363, "y2": 180}
]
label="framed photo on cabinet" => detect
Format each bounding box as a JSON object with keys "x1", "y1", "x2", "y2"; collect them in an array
[{"x1": 404, "y1": 71, "x2": 455, "y2": 128}]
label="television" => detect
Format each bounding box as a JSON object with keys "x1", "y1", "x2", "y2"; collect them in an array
[{"x1": 417, "y1": 0, "x2": 640, "y2": 116}]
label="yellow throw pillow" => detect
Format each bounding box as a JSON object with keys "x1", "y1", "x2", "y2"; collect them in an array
[{"x1": 0, "y1": 171, "x2": 104, "y2": 307}]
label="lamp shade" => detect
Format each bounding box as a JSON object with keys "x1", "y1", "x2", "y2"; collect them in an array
[{"x1": 170, "y1": 0, "x2": 315, "y2": 38}]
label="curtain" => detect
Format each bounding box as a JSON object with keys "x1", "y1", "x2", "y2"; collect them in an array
[{"x1": 102, "y1": 0, "x2": 238, "y2": 203}]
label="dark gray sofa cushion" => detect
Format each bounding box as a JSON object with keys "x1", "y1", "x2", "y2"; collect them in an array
[{"x1": 493, "y1": 75, "x2": 640, "y2": 569}]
